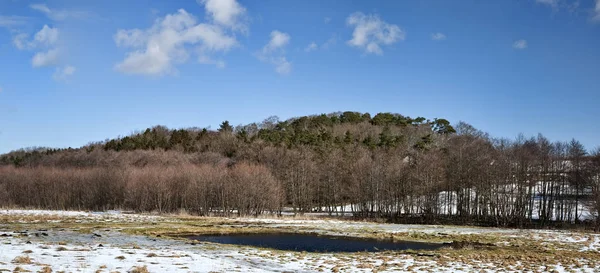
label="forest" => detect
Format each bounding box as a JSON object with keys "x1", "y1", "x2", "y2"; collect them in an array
[{"x1": 1, "y1": 111, "x2": 599, "y2": 229}]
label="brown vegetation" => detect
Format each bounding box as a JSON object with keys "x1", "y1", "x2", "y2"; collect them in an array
[
  {"x1": 11, "y1": 256, "x2": 31, "y2": 264},
  {"x1": 128, "y1": 266, "x2": 149, "y2": 273},
  {"x1": 0, "y1": 112, "x2": 599, "y2": 228}
]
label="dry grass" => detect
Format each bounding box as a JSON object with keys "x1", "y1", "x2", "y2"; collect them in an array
[
  {"x1": 55, "y1": 247, "x2": 68, "y2": 252},
  {"x1": 1, "y1": 212, "x2": 598, "y2": 273},
  {"x1": 37, "y1": 266, "x2": 51, "y2": 273},
  {"x1": 12, "y1": 266, "x2": 28, "y2": 272},
  {"x1": 11, "y1": 256, "x2": 32, "y2": 265},
  {"x1": 128, "y1": 266, "x2": 149, "y2": 273},
  {"x1": 115, "y1": 256, "x2": 126, "y2": 260}
]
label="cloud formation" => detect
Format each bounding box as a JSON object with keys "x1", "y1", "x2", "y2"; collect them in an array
[
  {"x1": 346, "y1": 12, "x2": 404, "y2": 55},
  {"x1": 12, "y1": 25, "x2": 58, "y2": 50},
  {"x1": 30, "y1": 3, "x2": 91, "y2": 21},
  {"x1": 34, "y1": 25, "x2": 59, "y2": 46},
  {"x1": 32, "y1": 48, "x2": 59, "y2": 67},
  {"x1": 263, "y1": 30, "x2": 290, "y2": 52},
  {"x1": 593, "y1": 0, "x2": 600, "y2": 21},
  {"x1": 200, "y1": 0, "x2": 248, "y2": 33},
  {"x1": 0, "y1": 16, "x2": 28, "y2": 29},
  {"x1": 11, "y1": 25, "x2": 61, "y2": 67},
  {"x1": 431, "y1": 32, "x2": 446, "y2": 41},
  {"x1": 304, "y1": 35, "x2": 337, "y2": 53},
  {"x1": 114, "y1": 2, "x2": 246, "y2": 76},
  {"x1": 257, "y1": 30, "x2": 292, "y2": 75},
  {"x1": 10, "y1": 24, "x2": 75, "y2": 81},
  {"x1": 305, "y1": 42, "x2": 318, "y2": 52},
  {"x1": 53, "y1": 65, "x2": 76, "y2": 82},
  {"x1": 535, "y1": 0, "x2": 559, "y2": 8},
  {"x1": 513, "y1": 39, "x2": 528, "y2": 49}
]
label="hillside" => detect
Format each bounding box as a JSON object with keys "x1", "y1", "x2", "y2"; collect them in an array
[{"x1": 1, "y1": 111, "x2": 599, "y2": 229}]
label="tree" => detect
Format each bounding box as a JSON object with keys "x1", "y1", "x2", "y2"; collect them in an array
[
  {"x1": 432, "y1": 118, "x2": 456, "y2": 134},
  {"x1": 568, "y1": 139, "x2": 587, "y2": 223},
  {"x1": 218, "y1": 120, "x2": 233, "y2": 133}
]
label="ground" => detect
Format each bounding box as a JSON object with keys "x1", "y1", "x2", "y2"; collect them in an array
[{"x1": 0, "y1": 210, "x2": 599, "y2": 273}]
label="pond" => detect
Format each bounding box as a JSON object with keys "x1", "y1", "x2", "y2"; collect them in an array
[{"x1": 187, "y1": 233, "x2": 443, "y2": 252}]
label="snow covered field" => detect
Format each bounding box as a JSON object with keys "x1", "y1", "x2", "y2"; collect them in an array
[{"x1": 0, "y1": 210, "x2": 599, "y2": 272}]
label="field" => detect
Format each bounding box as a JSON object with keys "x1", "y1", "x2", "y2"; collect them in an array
[{"x1": 0, "y1": 210, "x2": 599, "y2": 273}]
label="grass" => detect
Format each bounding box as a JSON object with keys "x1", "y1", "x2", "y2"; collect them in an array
[
  {"x1": 1, "y1": 212, "x2": 599, "y2": 272},
  {"x1": 37, "y1": 266, "x2": 51, "y2": 273},
  {"x1": 11, "y1": 256, "x2": 31, "y2": 265},
  {"x1": 128, "y1": 266, "x2": 149, "y2": 273}
]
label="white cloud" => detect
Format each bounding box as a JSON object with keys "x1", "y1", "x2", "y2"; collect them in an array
[
  {"x1": 199, "y1": 0, "x2": 247, "y2": 33},
  {"x1": 34, "y1": 25, "x2": 59, "y2": 46},
  {"x1": 5, "y1": 17, "x2": 69, "y2": 80},
  {"x1": 32, "y1": 48, "x2": 59, "y2": 67},
  {"x1": 52, "y1": 65, "x2": 76, "y2": 82},
  {"x1": 12, "y1": 33, "x2": 29, "y2": 50},
  {"x1": 30, "y1": 3, "x2": 91, "y2": 21},
  {"x1": 346, "y1": 12, "x2": 404, "y2": 55},
  {"x1": 257, "y1": 30, "x2": 292, "y2": 75},
  {"x1": 321, "y1": 35, "x2": 337, "y2": 49},
  {"x1": 12, "y1": 25, "x2": 59, "y2": 50},
  {"x1": 30, "y1": 3, "x2": 51, "y2": 14},
  {"x1": 304, "y1": 42, "x2": 317, "y2": 52},
  {"x1": 431, "y1": 32, "x2": 446, "y2": 41},
  {"x1": 513, "y1": 39, "x2": 528, "y2": 49},
  {"x1": 263, "y1": 30, "x2": 290, "y2": 53},
  {"x1": 535, "y1": 0, "x2": 559, "y2": 8},
  {"x1": 0, "y1": 15, "x2": 28, "y2": 29},
  {"x1": 305, "y1": 35, "x2": 337, "y2": 52},
  {"x1": 12, "y1": 25, "x2": 63, "y2": 69},
  {"x1": 534, "y1": 0, "x2": 585, "y2": 15},
  {"x1": 593, "y1": 0, "x2": 600, "y2": 21},
  {"x1": 303, "y1": 34, "x2": 338, "y2": 54},
  {"x1": 324, "y1": 17, "x2": 331, "y2": 24},
  {"x1": 567, "y1": 1, "x2": 580, "y2": 14},
  {"x1": 114, "y1": 29, "x2": 146, "y2": 48},
  {"x1": 114, "y1": 9, "x2": 241, "y2": 75},
  {"x1": 274, "y1": 57, "x2": 291, "y2": 75}
]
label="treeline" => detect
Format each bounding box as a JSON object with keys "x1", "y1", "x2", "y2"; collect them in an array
[
  {"x1": 0, "y1": 111, "x2": 599, "y2": 229},
  {"x1": 0, "y1": 163, "x2": 283, "y2": 216}
]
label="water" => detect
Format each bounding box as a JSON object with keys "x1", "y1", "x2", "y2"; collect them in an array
[{"x1": 187, "y1": 233, "x2": 442, "y2": 252}]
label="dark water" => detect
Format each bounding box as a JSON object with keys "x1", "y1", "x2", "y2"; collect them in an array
[{"x1": 187, "y1": 233, "x2": 442, "y2": 252}]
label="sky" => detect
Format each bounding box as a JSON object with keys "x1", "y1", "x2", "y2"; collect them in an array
[{"x1": 0, "y1": 0, "x2": 599, "y2": 153}]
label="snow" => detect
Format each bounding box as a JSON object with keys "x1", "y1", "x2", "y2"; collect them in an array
[
  {"x1": 0, "y1": 209, "x2": 89, "y2": 217},
  {"x1": 312, "y1": 181, "x2": 598, "y2": 223},
  {"x1": 1, "y1": 210, "x2": 599, "y2": 272},
  {"x1": 0, "y1": 209, "x2": 164, "y2": 223},
  {"x1": 237, "y1": 217, "x2": 515, "y2": 236}
]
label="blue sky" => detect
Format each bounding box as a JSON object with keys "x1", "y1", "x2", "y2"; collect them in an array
[{"x1": 0, "y1": 0, "x2": 599, "y2": 153}]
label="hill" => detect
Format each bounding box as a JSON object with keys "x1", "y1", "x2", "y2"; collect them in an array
[{"x1": 1, "y1": 111, "x2": 598, "y2": 229}]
